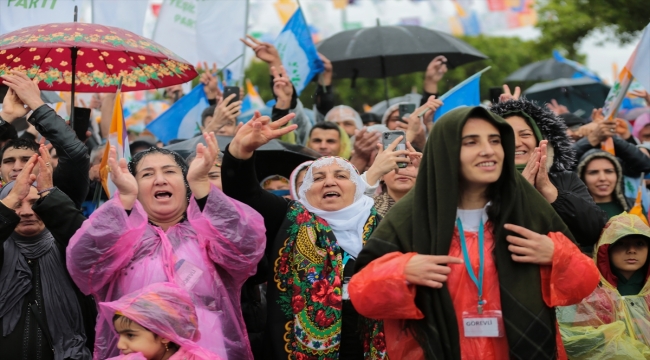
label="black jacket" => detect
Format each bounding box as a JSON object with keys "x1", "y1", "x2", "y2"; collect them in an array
[
  {"x1": 572, "y1": 136, "x2": 650, "y2": 178},
  {"x1": 490, "y1": 98, "x2": 607, "y2": 247},
  {"x1": 28, "y1": 105, "x2": 90, "y2": 209},
  {"x1": 0, "y1": 188, "x2": 95, "y2": 360}
]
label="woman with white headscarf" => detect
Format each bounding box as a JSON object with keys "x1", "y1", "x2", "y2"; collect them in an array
[{"x1": 222, "y1": 112, "x2": 419, "y2": 359}]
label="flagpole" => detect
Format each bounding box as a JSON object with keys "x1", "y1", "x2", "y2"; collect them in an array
[{"x1": 239, "y1": 0, "x2": 250, "y2": 87}]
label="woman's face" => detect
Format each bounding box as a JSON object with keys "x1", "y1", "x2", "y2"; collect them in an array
[
  {"x1": 293, "y1": 168, "x2": 308, "y2": 200},
  {"x1": 505, "y1": 115, "x2": 538, "y2": 165},
  {"x1": 304, "y1": 163, "x2": 356, "y2": 211},
  {"x1": 208, "y1": 163, "x2": 222, "y2": 190},
  {"x1": 459, "y1": 118, "x2": 504, "y2": 188},
  {"x1": 383, "y1": 163, "x2": 418, "y2": 194},
  {"x1": 385, "y1": 110, "x2": 401, "y2": 130},
  {"x1": 134, "y1": 153, "x2": 188, "y2": 224},
  {"x1": 583, "y1": 158, "x2": 617, "y2": 203}
]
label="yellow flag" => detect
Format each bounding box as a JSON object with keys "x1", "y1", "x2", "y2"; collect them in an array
[{"x1": 630, "y1": 184, "x2": 649, "y2": 226}]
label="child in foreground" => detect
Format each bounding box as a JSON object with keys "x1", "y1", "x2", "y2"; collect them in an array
[
  {"x1": 557, "y1": 213, "x2": 650, "y2": 359},
  {"x1": 100, "y1": 282, "x2": 221, "y2": 360}
]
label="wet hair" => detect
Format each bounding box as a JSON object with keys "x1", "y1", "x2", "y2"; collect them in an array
[
  {"x1": 128, "y1": 147, "x2": 191, "y2": 202},
  {"x1": 0, "y1": 138, "x2": 39, "y2": 161},
  {"x1": 309, "y1": 121, "x2": 341, "y2": 138},
  {"x1": 201, "y1": 105, "x2": 217, "y2": 126},
  {"x1": 112, "y1": 314, "x2": 179, "y2": 351}
]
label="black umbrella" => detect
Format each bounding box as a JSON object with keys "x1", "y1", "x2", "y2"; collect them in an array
[
  {"x1": 523, "y1": 78, "x2": 611, "y2": 115},
  {"x1": 317, "y1": 22, "x2": 487, "y2": 102},
  {"x1": 165, "y1": 135, "x2": 320, "y2": 181},
  {"x1": 505, "y1": 59, "x2": 578, "y2": 82}
]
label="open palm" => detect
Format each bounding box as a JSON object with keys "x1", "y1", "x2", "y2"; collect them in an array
[{"x1": 230, "y1": 112, "x2": 297, "y2": 159}]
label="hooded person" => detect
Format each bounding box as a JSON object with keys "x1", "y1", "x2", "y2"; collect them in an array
[
  {"x1": 381, "y1": 102, "x2": 411, "y2": 131},
  {"x1": 490, "y1": 98, "x2": 607, "y2": 248},
  {"x1": 222, "y1": 111, "x2": 389, "y2": 359},
  {"x1": 289, "y1": 161, "x2": 313, "y2": 200},
  {"x1": 633, "y1": 113, "x2": 650, "y2": 144},
  {"x1": 325, "y1": 105, "x2": 364, "y2": 137},
  {"x1": 349, "y1": 106, "x2": 599, "y2": 360},
  {"x1": 557, "y1": 213, "x2": 650, "y2": 359},
  {"x1": 102, "y1": 282, "x2": 220, "y2": 360},
  {"x1": 576, "y1": 149, "x2": 634, "y2": 219}
]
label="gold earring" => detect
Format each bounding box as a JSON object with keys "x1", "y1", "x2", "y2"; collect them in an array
[{"x1": 165, "y1": 343, "x2": 169, "y2": 352}]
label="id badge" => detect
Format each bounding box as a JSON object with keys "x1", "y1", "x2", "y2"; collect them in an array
[
  {"x1": 342, "y1": 276, "x2": 351, "y2": 300},
  {"x1": 175, "y1": 259, "x2": 204, "y2": 291},
  {"x1": 462, "y1": 310, "x2": 504, "y2": 338}
]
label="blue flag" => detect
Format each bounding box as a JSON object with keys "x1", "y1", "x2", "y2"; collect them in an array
[
  {"x1": 553, "y1": 50, "x2": 601, "y2": 82},
  {"x1": 146, "y1": 84, "x2": 209, "y2": 144},
  {"x1": 275, "y1": 8, "x2": 324, "y2": 95},
  {"x1": 434, "y1": 67, "x2": 489, "y2": 121}
]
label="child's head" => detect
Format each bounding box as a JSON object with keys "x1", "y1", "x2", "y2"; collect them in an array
[
  {"x1": 609, "y1": 235, "x2": 649, "y2": 279},
  {"x1": 113, "y1": 314, "x2": 178, "y2": 359},
  {"x1": 99, "y1": 282, "x2": 201, "y2": 360}
]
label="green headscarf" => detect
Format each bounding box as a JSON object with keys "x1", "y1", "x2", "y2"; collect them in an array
[
  {"x1": 355, "y1": 106, "x2": 575, "y2": 360},
  {"x1": 501, "y1": 111, "x2": 544, "y2": 173}
]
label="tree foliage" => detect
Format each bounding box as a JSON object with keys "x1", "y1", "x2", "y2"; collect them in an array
[
  {"x1": 245, "y1": 35, "x2": 554, "y2": 112},
  {"x1": 536, "y1": 0, "x2": 650, "y2": 57}
]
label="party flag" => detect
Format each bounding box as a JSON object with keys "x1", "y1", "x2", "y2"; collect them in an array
[
  {"x1": 146, "y1": 84, "x2": 209, "y2": 144},
  {"x1": 100, "y1": 82, "x2": 131, "y2": 198},
  {"x1": 434, "y1": 67, "x2": 490, "y2": 121},
  {"x1": 241, "y1": 79, "x2": 266, "y2": 113},
  {"x1": 552, "y1": 50, "x2": 602, "y2": 82},
  {"x1": 626, "y1": 175, "x2": 650, "y2": 225},
  {"x1": 275, "y1": 7, "x2": 325, "y2": 95}
]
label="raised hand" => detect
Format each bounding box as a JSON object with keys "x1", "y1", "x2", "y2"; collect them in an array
[
  {"x1": 546, "y1": 99, "x2": 569, "y2": 115},
  {"x1": 35, "y1": 144, "x2": 53, "y2": 194},
  {"x1": 0, "y1": 87, "x2": 29, "y2": 122},
  {"x1": 205, "y1": 94, "x2": 241, "y2": 135},
  {"x1": 318, "y1": 52, "x2": 333, "y2": 86},
  {"x1": 1, "y1": 154, "x2": 37, "y2": 209},
  {"x1": 499, "y1": 84, "x2": 521, "y2": 103},
  {"x1": 406, "y1": 141, "x2": 423, "y2": 168},
  {"x1": 229, "y1": 111, "x2": 297, "y2": 160},
  {"x1": 630, "y1": 89, "x2": 650, "y2": 104},
  {"x1": 534, "y1": 141, "x2": 558, "y2": 203},
  {"x1": 107, "y1": 146, "x2": 138, "y2": 210},
  {"x1": 241, "y1": 35, "x2": 282, "y2": 68},
  {"x1": 1, "y1": 71, "x2": 44, "y2": 111},
  {"x1": 505, "y1": 224, "x2": 555, "y2": 265},
  {"x1": 271, "y1": 65, "x2": 294, "y2": 109},
  {"x1": 199, "y1": 62, "x2": 221, "y2": 101},
  {"x1": 425, "y1": 56, "x2": 448, "y2": 83},
  {"x1": 187, "y1": 132, "x2": 220, "y2": 199},
  {"x1": 405, "y1": 254, "x2": 463, "y2": 289},
  {"x1": 521, "y1": 146, "x2": 541, "y2": 186},
  {"x1": 416, "y1": 95, "x2": 443, "y2": 132},
  {"x1": 365, "y1": 135, "x2": 410, "y2": 185}
]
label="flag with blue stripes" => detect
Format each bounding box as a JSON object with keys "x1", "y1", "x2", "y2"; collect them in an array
[{"x1": 146, "y1": 84, "x2": 209, "y2": 144}]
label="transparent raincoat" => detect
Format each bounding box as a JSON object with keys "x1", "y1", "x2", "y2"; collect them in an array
[
  {"x1": 67, "y1": 185, "x2": 266, "y2": 360},
  {"x1": 557, "y1": 213, "x2": 650, "y2": 359}
]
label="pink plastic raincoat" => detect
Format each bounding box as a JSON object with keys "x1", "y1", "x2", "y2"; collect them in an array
[
  {"x1": 67, "y1": 185, "x2": 265, "y2": 360},
  {"x1": 101, "y1": 282, "x2": 221, "y2": 360}
]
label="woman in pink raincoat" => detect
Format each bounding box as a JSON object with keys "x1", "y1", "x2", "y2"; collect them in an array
[
  {"x1": 102, "y1": 282, "x2": 220, "y2": 360},
  {"x1": 67, "y1": 133, "x2": 266, "y2": 360}
]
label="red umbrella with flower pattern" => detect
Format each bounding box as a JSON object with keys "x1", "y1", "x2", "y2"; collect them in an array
[{"x1": 0, "y1": 16, "x2": 198, "y2": 126}]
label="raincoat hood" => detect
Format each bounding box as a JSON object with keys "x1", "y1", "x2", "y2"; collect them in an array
[
  {"x1": 595, "y1": 213, "x2": 650, "y2": 290},
  {"x1": 490, "y1": 97, "x2": 576, "y2": 172},
  {"x1": 289, "y1": 161, "x2": 313, "y2": 200},
  {"x1": 381, "y1": 102, "x2": 410, "y2": 125},
  {"x1": 324, "y1": 105, "x2": 363, "y2": 131},
  {"x1": 633, "y1": 113, "x2": 650, "y2": 141},
  {"x1": 577, "y1": 149, "x2": 629, "y2": 212}
]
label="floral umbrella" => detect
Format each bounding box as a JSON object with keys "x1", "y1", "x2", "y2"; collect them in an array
[{"x1": 0, "y1": 22, "x2": 197, "y2": 93}]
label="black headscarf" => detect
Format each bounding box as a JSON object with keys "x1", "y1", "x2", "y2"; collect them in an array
[{"x1": 355, "y1": 106, "x2": 575, "y2": 360}]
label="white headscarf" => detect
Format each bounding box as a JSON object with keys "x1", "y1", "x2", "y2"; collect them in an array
[
  {"x1": 298, "y1": 157, "x2": 375, "y2": 258},
  {"x1": 324, "y1": 105, "x2": 363, "y2": 131},
  {"x1": 289, "y1": 160, "x2": 313, "y2": 200}
]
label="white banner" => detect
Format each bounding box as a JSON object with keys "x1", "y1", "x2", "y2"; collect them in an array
[
  {"x1": 0, "y1": 0, "x2": 79, "y2": 35},
  {"x1": 92, "y1": 0, "x2": 149, "y2": 36},
  {"x1": 152, "y1": 0, "x2": 199, "y2": 65},
  {"x1": 196, "y1": 0, "x2": 247, "y2": 79}
]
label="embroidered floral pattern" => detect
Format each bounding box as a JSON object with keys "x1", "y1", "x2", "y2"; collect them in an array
[{"x1": 274, "y1": 202, "x2": 386, "y2": 359}]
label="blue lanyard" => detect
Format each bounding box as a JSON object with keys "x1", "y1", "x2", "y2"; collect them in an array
[{"x1": 456, "y1": 217, "x2": 485, "y2": 314}]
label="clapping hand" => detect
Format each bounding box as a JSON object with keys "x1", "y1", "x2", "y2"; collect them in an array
[
  {"x1": 187, "y1": 132, "x2": 220, "y2": 199},
  {"x1": 108, "y1": 146, "x2": 138, "y2": 210},
  {"x1": 0, "y1": 154, "x2": 37, "y2": 209},
  {"x1": 35, "y1": 144, "x2": 53, "y2": 195}
]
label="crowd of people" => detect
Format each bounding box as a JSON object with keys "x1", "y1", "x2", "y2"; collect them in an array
[{"x1": 0, "y1": 34, "x2": 650, "y2": 360}]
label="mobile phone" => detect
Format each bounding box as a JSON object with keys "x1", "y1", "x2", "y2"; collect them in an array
[
  {"x1": 72, "y1": 106, "x2": 91, "y2": 141},
  {"x1": 398, "y1": 104, "x2": 416, "y2": 123},
  {"x1": 382, "y1": 130, "x2": 408, "y2": 168},
  {"x1": 222, "y1": 86, "x2": 240, "y2": 106}
]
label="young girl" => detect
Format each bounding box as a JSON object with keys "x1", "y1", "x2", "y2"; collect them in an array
[
  {"x1": 557, "y1": 213, "x2": 650, "y2": 358},
  {"x1": 101, "y1": 282, "x2": 221, "y2": 360}
]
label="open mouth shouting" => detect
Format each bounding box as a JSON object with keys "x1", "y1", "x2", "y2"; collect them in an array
[{"x1": 323, "y1": 191, "x2": 341, "y2": 199}]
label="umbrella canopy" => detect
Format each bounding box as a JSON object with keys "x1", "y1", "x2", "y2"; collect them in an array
[
  {"x1": 317, "y1": 25, "x2": 487, "y2": 79},
  {"x1": 369, "y1": 93, "x2": 422, "y2": 115},
  {"x1": 524, "y1": 77, "x2": 610, "y2": 115},
  {"x1": 0, "y1": 23, "x2": 197, "y2": 92},
  {"x1": 505, "y1": 59, "x2": 577, "y2": 82},
  {"x1": 165, "y1": 135, "x2": 320, "y2": 181}
]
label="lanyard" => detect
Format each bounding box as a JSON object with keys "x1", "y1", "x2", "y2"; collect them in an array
[{"x1": 456, "y1": 217, "x2": 486, "y2": 314}]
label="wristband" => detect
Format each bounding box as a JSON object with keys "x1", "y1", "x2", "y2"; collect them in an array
[{"x1": 37, "y1": 187, "x2": 55, "y2": 195}]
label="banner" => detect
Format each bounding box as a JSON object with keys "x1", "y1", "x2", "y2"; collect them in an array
[
  {"x1": 0, "y1": 0, "x2": 78, "y2": 35},
  {"x1": 196, "y1": 0, "x2": 247, "y2": 80},
  {"x1": 152, "y1": 0, "x2": 199, "y2": 66},
  {"x1": 92, "y1": 0, "x2": 149, "y2": 36}
]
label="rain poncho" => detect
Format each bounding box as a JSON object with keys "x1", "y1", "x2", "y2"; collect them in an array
[
  {"x1": 325, "y1": 105, "x2": 363, "y2": 132},
  {"x1": 67, "y1": 185, "x2": 266, "y2": 360},
  {"x1": 101, "y1": 282, "x2": 220, "y2": 360},
  {"x1": 557, "y1": 213, "x2": 650, "y2": 359}
]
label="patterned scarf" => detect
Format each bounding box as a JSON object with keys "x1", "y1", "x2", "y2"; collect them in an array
[
  {"x1": 274, "y1": 202, "x2": 386, "y2": 359},
  {"x1": 373, "y1": 191, "x2": 396, "y2": 218}
]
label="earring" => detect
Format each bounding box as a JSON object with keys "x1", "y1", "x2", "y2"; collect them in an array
[{"x1": 165, "y1": 343, "x2": 169, "y2": 352}]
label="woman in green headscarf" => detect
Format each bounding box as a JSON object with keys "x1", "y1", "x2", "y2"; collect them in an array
[{"x1": 349, "y1": 106, "x2": 599, "y2": 360}]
